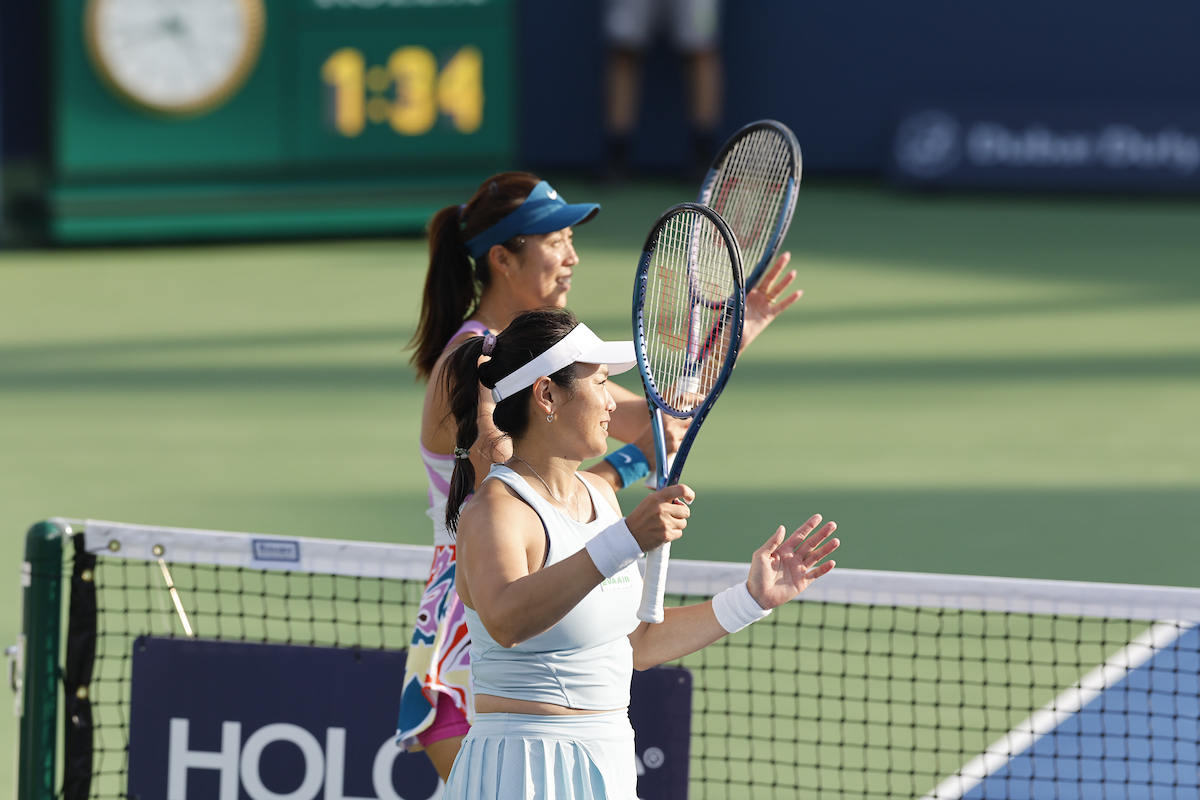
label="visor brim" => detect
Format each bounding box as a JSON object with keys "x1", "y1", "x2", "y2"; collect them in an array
[
  {"x1": 577, "y1": 340, "x2": 636, "y2": 376},
  {"x1": 520, "y1": 203, "x2": 600, "y2": 235}
]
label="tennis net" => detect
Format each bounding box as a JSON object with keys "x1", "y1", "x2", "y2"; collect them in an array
[{"x1": 15, "y1": 518, "x2": 1200, "y2": 800}]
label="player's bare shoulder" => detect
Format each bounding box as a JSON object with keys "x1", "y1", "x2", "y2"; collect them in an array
[
  {"x1": 458, "y1": 475, "x2": 542, "y2": 539},
  {"x1": 458, "y1": 474, "x2": 548, "y2": 577}
]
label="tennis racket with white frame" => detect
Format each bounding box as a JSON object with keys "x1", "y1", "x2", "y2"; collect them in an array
[
  {"x1": 633, "y1": 202, "x2": 745, "y2": 624},
  {"x1": 698, "y1": 119, "x2": 802, "y2": 290}
]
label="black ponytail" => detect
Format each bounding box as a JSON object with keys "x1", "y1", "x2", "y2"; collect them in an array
[
  {"x1": 408, "y1": 172, "x2": 542, "y2": 380},
  {"x1": 444, "y1": 307, "x2": 582, "y2": 533},
  {"x1": 443, "y1": 335, "x2": 488, "y2": 532}
]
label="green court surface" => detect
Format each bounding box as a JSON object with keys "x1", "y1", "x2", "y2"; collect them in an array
[{"x1": 2, "y1": 181, "x2": 1199, "y2": 793}]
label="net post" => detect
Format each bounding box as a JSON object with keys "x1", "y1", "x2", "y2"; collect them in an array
[
  {"x1": 63, "y1": 533, "x2": 98, "y2": 800},
  {"x1": 17, "y1": 521, "x2": 67, "y2": 800}
]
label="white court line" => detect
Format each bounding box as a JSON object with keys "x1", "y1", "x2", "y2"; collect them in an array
[{"x1": 922, "y1": 621, "x2": 1194, "y2": 800}]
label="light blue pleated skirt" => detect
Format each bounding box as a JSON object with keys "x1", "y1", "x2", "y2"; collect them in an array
[{"x1": 442, "y1": 710, "x2": 636, "y2": 799}]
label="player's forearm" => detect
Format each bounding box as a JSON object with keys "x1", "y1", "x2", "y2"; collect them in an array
[{"x1": 629, "y1": 603, "x2": 727, "y2": 670}]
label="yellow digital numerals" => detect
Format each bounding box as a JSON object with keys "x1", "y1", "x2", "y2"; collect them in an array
[{"x1": 321, "y1": 45, "x2": 484, "y2": 138}]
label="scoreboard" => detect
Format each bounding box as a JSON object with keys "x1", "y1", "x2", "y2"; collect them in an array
[{"x1": 45, "y1": 0, "x2": 516, "y2": 242}]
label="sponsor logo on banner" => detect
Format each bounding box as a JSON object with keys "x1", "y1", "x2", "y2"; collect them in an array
[
  {"x1": 894, "y1": 111, "x2": 963, "y2": 179},
  {"x1": 251, "y1": 539, "x2": 301, "y2": 563},
  {"x1": 130, "y1": 638, "x2": 692, "y2": 800},
  {"x1": 891, "y1": 105, "x2": 1200, "y2": 190},
  {"x1": 164, "y1": 719, "x2": 434, "y2": 800},
  {"x1": 130, "y1": 639, "x2": 441, "y2": 800}
]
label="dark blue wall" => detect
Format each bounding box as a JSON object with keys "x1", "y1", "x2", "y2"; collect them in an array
[
  {"x1": 518, "y1": 0, "x2": 1200, "y2": 174},
  {"x1": 0, "y1": 3, "x2": 48, "y2": 160}
]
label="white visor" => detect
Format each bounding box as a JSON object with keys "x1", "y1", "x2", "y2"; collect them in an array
[{"x1": 491, "y1": 323, "x2": 636, "y2": 403}]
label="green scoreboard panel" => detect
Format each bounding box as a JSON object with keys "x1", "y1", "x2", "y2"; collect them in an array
[{"x1": 47, "y1": 0, "x2": 516, "y2": 243}]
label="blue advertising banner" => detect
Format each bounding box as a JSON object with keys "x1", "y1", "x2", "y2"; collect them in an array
[
  {"x1": 890, "y1": 105, "x2": 1200, "y2": 192},
  {"x1": 129, "y1": 638, "x2": 442, "y2": 800},
  {"x1": 128, "y1": 637, "x2": 691, "y2": 800},
  {"x1": 630, "y1": 666, "x2": 692, "y2": 799}
]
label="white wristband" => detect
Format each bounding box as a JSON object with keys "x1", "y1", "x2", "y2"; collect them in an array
[
  {"x1": 585, "y1": 519, "x2": 642, "y2": 579},
  {"x1": 712, "y1": 582, "x2": 771, "y2": 634}
]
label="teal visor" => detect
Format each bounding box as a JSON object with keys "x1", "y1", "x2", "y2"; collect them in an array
[{"x1": 465, "y1": 181, "x2": 599, "y2": 260}]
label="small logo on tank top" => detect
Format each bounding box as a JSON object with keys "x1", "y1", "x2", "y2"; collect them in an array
[{"x1": 600, "y1": 574, "x2": 634, "y2": 592}]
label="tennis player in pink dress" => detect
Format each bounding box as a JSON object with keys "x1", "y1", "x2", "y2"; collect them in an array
[{"x1": 398, "y1": 172, "x2": 803, "y2": 780}]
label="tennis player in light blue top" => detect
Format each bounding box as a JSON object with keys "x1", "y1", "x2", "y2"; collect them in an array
[{"x1": 439, "y1": 307, "x2": 840, "y2": 798}]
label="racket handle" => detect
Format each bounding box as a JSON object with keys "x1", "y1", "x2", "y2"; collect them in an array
[{"x1": 638, "y1": 541, "x2": 671, "y2": 624}]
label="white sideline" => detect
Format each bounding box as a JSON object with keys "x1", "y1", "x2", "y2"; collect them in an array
[{"x1": 920, "y1": 620, "x2": 1194, "y2": 800}]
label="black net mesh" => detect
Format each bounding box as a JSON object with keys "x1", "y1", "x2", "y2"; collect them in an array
[
  {"x1": 65, "y1": 535, "x2": 1200, "y2": 800},
  {"x1": 79, "y1": 546, "x2": 422, "y2": 800},
  {"x1": 668, "y1": 595, "x2": 1197, "y2": 799}
]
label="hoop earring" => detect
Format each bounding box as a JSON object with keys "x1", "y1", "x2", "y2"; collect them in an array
[{"x1": 546, "y1": 413, "x2": 554, "y2": 423}]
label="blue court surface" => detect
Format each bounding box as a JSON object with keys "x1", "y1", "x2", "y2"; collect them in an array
[{"x1": 931, "y1": 625, "x2": 1200, "y2": 800}]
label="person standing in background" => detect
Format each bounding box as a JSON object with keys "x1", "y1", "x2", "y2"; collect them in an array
[{"x1": 604, "y1": 0, "x2": 723, "y2": 181}]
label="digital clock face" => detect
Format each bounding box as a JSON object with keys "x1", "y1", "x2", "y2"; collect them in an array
[{"x1": 84, "y1": 0, "x2": 266, "y2": 116}]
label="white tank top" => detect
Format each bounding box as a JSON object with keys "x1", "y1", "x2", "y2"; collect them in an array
[{"x1": 464, "y1": 464, "x2": 643, "y2": 710}]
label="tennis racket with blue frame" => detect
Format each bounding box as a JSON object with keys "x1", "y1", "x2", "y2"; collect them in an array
[
  {"x1": 633, "y1": 202, "x2": 745, "y2": 624},
  {"x1": 698, "y1": 119, "x2": 802, "y2": 290}
]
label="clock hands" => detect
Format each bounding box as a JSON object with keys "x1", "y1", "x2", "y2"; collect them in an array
[
  {"x1": 110, "y1": 20, "x2": 177, "y2": 51},
  {"x1": 88, "y1": 0, "x2": 264, "y2": 114},
  {"x1": 160, "y1": 15, "x2": 187, "y2": 37}
]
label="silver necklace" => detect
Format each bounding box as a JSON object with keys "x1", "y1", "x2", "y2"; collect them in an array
[
  {"x1": 509, "y1": 455, "x2": 581, "y2": 521},
  {"x1": 473, "y1": 308, "x2": 501, "y2": 333}
]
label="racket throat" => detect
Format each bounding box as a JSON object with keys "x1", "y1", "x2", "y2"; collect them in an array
[{"x1": 649, "y1": 404, "x2": 671, "y2": 489}]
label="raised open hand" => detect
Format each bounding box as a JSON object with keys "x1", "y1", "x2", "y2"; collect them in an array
[
  {"x1": 741, "y1": 252, "x2": 804, "y2": 349},
  {"x1": 746, "y1": 514, "x2": 839, "y2": 611}
]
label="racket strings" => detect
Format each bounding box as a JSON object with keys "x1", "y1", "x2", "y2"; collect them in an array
[
  {"x1": 719, "y1": 131, "x2": 790, "y2": 247},
  {"x1": 704, "y1": 128, "x2": 795, "y2": 280},
  {"x1": 643, "y1": 210, "x2": 738, "y2": 414},
  {"x1": 716, "y1": 133, "x2": 789, "y2": 269}
]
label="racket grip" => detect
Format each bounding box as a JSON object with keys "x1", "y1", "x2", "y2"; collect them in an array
[{"x1": 638, "y1": 541, "x2": 671, "y2": 624}]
